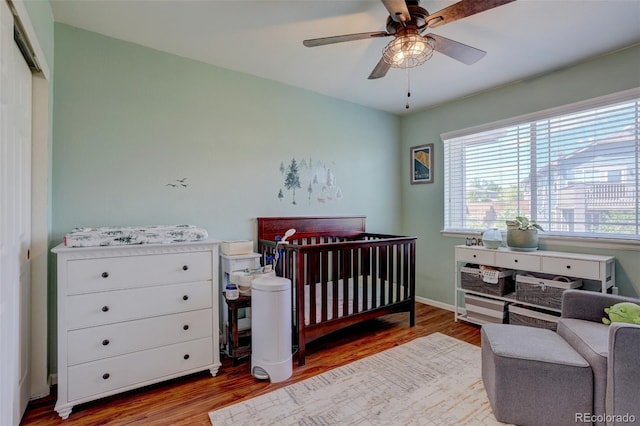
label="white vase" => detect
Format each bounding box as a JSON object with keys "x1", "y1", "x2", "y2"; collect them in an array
[
  {"x1": 506, "y1": 228, "x2": 538, "y2": 251},
  {"x1": 482, "y1": 228, "x2": 502, "y2": 249}
]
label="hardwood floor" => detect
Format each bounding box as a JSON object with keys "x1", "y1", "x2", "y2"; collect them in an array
[{"x1": 21, "y1": 303, "x2": 481, "y2": 426}]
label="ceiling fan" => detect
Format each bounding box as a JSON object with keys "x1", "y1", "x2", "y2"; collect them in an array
[{"x1": 303, "y1": 0, "x2": 515, "y2": 80}]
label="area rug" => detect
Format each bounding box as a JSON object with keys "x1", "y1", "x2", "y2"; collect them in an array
[{"x1": 209, "y1": 333, "x2": 505, "y2": 425}]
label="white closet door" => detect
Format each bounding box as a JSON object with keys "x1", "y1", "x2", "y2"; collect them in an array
[{"x1": 0, "y1": 0, "x2": 33, "y2": 424}]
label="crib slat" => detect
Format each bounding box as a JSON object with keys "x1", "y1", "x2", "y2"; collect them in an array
[
  {"x1": 320, "y1": 250, "x2": 328, "y2": 322},
  {"x1": 402, "y1": 242, "x2": 409, "y2": 300},
  {"x1": 331, "y1": 250, "x2": 341, "y2": 318},
  {"x1": 388, "y1": 243, "x2": 394, "y2": 305},
  {"x1": 395, "y1": 244, "x2": 402, "y2": 303},
  {"x1": 295, "y1": 249, "x2": 306, "y2": 361},
  {"x1": 409, "y1": 240, "x2": 416, "y2": 326},
  {"x1": 361, "y1": 246, "x2": 370, "y2": 311},
  {"x1": 352, "y1": 247, "x2": 360, "y2": 315},
  {"x1": 341, "y1": 248, "x2": 350, "y2": 317},
  {"x1": 372, "y1": 245, "x2": 378, "y2": 309},
  {"x1": 308, "y1": 251, "x2": 317, "y2": 325}
]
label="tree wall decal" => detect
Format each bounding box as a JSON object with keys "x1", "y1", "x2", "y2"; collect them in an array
[
  {"x1": 284, "y1": 158, "x2": 302, "y2": 205},
  {"x1": 276, "y1": 157, "x2": 343, "y2": 205}
]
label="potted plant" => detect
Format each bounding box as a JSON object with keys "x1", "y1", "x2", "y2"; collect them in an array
[{"x1": 506, "y1": 216, "x2": 544, "y2": 251}]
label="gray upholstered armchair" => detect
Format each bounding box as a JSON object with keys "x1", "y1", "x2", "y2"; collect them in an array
[{"x1": 557, "y1": 289, "x2": 640, "y2": 426}]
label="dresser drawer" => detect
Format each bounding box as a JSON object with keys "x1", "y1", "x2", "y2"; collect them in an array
[
  {"x1": 456, "y1": 247, "x2": 495, "y2": 265},
  {"x1": 66, "y1": 251, "x2": 212, "y2": 295},
  {"x1": 67, "y1": 309, "x2": 213, "y2": 365},
  {"x1": 66, "y1": 281, "x2": 212, "y2": 329},
  {"x1": 494, "y1": 252, "x2": 541, "y2": 271},
  {"x1": 542, "y1": 257, "x2": 600, "y2": 279},
  {"x1": 66, "y1": 337, "x2": 213, "y2": 402}
]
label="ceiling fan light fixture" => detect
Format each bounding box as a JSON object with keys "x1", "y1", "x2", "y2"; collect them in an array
[{"x1": 382, "y1": 33, "x2": 435, "y2": 68}]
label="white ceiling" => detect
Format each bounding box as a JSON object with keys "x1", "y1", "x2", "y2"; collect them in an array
[{"x1": 49, "y1": 0, "x2": 640, "y2": 115}]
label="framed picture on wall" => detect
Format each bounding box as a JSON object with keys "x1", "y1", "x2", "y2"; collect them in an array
[{"x1": 410, "y1": 144, "x2": 434, "y2": 184}]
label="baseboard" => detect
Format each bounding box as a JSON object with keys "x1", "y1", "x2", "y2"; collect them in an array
[
  {"x1": 28, "y1": 375, "x2": 55, "y2": 401},
  {"x1": 416, "y1": 296, "x2": 455, "y2": 312},
  {"x1": 30, "y1": 388, "x2": 50, "y2": 401}
]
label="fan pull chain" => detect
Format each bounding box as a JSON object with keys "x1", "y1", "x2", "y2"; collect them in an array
[{"x1": 405, "y1": 67, "x2": 411, "y2": 109}]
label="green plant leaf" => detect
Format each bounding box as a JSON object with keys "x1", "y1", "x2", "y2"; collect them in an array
[{"x1": 509, "y1": 215, "x2": 544, "y2": 231}]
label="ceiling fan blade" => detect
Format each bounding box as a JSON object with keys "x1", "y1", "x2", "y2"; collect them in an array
[
  {"x1": 427, "y1": 33, "x2": 486, "y2": 65},
  {"x1": 368, "y1": 57, "x2": 391, "y2": 80},
  {"x1": 424, "y1": 0, "x2": 515, "y2": 28},
  {"x1": 303, "y1": 31, "x2": 391, "y2": 47},
  {"x1": 381, "y1": 0, "x2": 411, "y2": 23}
]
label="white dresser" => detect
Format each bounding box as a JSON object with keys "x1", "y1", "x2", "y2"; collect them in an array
[{"x1": 52, "y1": 240, "x2": 221, "y2": 419}]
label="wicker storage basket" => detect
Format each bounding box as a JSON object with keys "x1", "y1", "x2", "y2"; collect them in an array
[
  {"x1": 461, "y1": 266, "x2": 515, "y2": 296},
  {"x1": 508, "y1": 304, "x2": 559, "y2": 331},
  {"x1": 515, "y1": 273, "x2": 582, "y2": 310}
]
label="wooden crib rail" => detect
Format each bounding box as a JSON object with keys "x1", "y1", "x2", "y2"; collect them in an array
[
  {"x1": 257, "y1": 234, "x2": 416, "y2": 279},
  {"x1": 255, "y1": 216, "x2": 416, "y2": 365},
  {"x1": 264, "y1": 234, "x2": 416, "y2": 365},
  {"x1": 257, "y1": 216, "x2": 366, "y2": 243}
]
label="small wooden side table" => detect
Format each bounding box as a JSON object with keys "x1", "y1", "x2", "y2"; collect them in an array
[{"x1": 223, "y1": 293, "x2": 252, "y2": 365}]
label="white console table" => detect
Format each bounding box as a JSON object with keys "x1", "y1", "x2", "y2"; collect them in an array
[{"x1": 454, "y1": 245, "x2": 616, "y2": 324}]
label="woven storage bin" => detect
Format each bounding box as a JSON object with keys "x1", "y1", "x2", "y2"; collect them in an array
[
  {"x1": 461, "y1": 266, "x2": 515, "y2": 296},
  {"x1": 515, "y1": 274, "x2": 582, "y2": 310},
  {"x1": 509, "y1": 304, "x2": 559, "y2": 331},
  {"x1": 464, "y1": 294, "x2": 509, "y2": 324}
]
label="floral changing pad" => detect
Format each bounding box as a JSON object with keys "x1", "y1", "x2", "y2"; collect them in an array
[{"x1": 63, "y1": 225, "x2": 209, "y2": 247}]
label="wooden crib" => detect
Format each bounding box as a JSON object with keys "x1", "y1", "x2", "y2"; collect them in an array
[{"x1": 257, "y1": 216, "x2": 416, "y2": 365}]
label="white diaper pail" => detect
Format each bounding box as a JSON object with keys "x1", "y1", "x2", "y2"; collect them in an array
[{"x1": 251, "y1": 276, "x2": 292, "y2": 383}]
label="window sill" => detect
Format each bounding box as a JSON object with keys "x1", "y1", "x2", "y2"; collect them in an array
[{"x1": 441, "y1": 230, "x2": 640, "y2": 251}]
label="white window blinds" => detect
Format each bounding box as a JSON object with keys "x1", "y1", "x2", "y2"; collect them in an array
[{"x1": 443, "y1": 89, "x2": 640, "y2": 240}]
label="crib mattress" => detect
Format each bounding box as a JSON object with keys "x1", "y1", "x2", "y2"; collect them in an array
[
  {"x1": 301, "y1": 277, "x2": 406, "y2": 325},
  {"x1": 63, "y1": 225, "x2": 209, "y2": 247}
]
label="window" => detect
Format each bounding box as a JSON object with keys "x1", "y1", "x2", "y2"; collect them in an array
[{"x1": 443, "y1": 89, "x2": 640, "y2": 240}]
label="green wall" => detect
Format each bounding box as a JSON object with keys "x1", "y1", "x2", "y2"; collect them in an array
[
  {"x1": 50, "y1": 23, "x2": 640, "y2": 375},
  {"x1": 52, "y1": 24, "x2": 401, "y2": 241},
  {"x1": 400, "y1": 44, "x2": 640, "y2": 303},
  {"x1": 51, "y1": 23, "x2": 401, "y2": 372}
]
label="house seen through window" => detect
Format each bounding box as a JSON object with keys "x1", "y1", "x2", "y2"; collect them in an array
[{"x1": 443, "y1": 89, "x2": 639, "y2": 240}]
